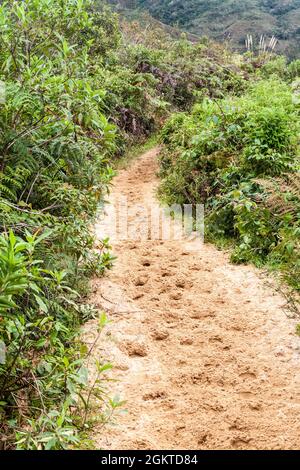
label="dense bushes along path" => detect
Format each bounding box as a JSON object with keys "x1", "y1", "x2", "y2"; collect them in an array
[{"x1": 83, "y1": 147, "x2": 300, "y2": 450}]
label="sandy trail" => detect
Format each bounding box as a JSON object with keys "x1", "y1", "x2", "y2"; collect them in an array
[{"x1": 84, "y1": 147, "x2": 300, "y2": 450}]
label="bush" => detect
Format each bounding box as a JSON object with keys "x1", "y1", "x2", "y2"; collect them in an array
[
  {"x1": 159, "y1": 78, "x2": 300, "y2": 288},
  {"x1": 0, "y1": 0, "x2": 120, "y2": 449}
]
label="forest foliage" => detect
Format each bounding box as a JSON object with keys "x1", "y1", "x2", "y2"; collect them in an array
[{"x1": 159, "y1": 59, "x2": 300, "y2": 291}]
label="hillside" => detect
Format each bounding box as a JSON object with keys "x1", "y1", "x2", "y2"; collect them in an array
[{"x1": 109, "y1": 0, "x2": 300, "y2": 58}]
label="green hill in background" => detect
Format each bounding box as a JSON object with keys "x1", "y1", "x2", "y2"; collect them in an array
[{"x1": 108, "y1": 0, "x2": 300, "y2": 58}]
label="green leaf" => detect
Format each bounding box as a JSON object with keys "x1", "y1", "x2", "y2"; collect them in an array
[{"x1": 33, "y1": 294, "x2": 48, "y2": 313}]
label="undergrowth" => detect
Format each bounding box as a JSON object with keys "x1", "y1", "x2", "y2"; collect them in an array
[{"x1": 159, "y1": 73, "x2": 300, "y2": 295}]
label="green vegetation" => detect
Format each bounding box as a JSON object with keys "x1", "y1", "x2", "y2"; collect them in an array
[
  {"x1": 110, "y1": 0, "x2": 300, "y2": 59},
  {"x1": 159, "y1": 67, "x2": 300, "y2": 291},
  {"x1": 0, "y1": 0, "x2": 122, "y2": 450}
]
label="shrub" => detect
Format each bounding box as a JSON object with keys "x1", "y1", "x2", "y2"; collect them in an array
[{"x1": 158, "y1": 78, "x2": 300, "y2": 288}]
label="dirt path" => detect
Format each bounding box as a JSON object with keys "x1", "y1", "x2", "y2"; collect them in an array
[{"x1": 84, "y1": 147, "x2": 300, "y2": 450}]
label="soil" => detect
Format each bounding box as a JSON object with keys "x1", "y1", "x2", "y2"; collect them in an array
[{"x1": 83, "y1": 147, "x2": 300, "y2": 450}]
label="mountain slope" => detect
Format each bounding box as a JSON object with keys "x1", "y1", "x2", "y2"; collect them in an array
[{"x1": 109, "y1": 0, "x2": 300, "y2": 58}]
